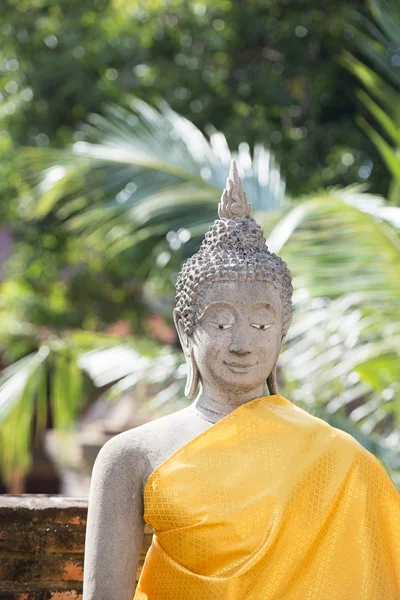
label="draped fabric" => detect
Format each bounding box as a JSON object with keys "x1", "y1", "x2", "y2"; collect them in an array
[{"x1": 133, "y1": 395, "x2": 400, "y2": 599}]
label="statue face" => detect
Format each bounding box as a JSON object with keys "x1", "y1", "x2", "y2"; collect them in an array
[{"x1": 191, "y1": 279, "x2": 284, "y2": 396}]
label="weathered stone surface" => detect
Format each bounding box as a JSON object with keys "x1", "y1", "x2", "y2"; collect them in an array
[{"x1": 0, "y1": 496, "x2": 87, "y2": 525}]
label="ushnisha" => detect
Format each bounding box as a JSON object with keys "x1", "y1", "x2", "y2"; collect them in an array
[
  {"x1": 174, "y1": 160, "x2": 292, "y2": 397},
  {"x1": 175, "y1": 160, "x2": 292, "y2": 337}
]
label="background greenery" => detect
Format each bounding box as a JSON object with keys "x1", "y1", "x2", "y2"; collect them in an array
[
  {"x1": 1, "y1": 0, "x2": 390, "y2": 203},
  {"x1": 1, "y1": 0, "x2": 399, "y2": 489}
]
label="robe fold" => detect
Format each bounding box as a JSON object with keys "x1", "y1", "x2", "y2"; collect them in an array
[{"x1": 133, "y1": 394, "x2": 400, "y2": 599}]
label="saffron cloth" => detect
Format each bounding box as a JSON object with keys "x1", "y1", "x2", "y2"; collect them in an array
[{"x1": 133, "y1": 395, "x2": 400, "y2": 599}]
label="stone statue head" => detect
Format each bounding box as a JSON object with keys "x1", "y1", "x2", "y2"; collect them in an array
[{"x1": 173, "y1": 160, "x2": 293, "y2": 400}]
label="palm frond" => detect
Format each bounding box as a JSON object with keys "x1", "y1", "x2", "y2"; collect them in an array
[
  {"x1": 20, "y1": 99, "x2": 285, "y2": 275},
  {"x1": 0, "y1": 348, "x2": 50, "y2": 481},
  {"x1": 265, "y1": 187, "x2": 400, "y2": 301},
  {"x1": 342, "y1": 1, "x2": 400, "y2": 204},
  {"x1": 344, "y1": 0, "x2": 400, "y2": 92},
  {"x1": 78, "y1": 344, "x2": 187, "y2": 420},
  {"x1": 0, "y1": 300, "x2": 204, "y2": 482}
]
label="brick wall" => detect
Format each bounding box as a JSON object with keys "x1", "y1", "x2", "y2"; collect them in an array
[{"x1": 0, "y1": 495, "x2": 153, "y2": 600}]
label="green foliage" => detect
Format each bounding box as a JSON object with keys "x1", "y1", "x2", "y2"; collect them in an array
[
  {"x1": 0, "y1": 0, "x2": 388, "y2": 207},
  {"x1": 0, "y1": 331, "x2": 172, "y2": 483},
  {"x1": 343, "y1": 0, "x2": 400, "y2": 203},
  {"x1": 0, "y1": 344, "x2": 83, "y2": 482},
  {"x1": 19, "y1": 99, "x2": 285, "y2": 288}
]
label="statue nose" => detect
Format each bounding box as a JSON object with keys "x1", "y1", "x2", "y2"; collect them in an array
[{"x1": 229, "y1": 324, "x2": 251, "y2": 354}]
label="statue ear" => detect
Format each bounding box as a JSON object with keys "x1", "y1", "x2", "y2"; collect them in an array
[
  {"x1": 173, "y1": 309, "x2": 200, "y2": 399},
  {"x1": 281, "y1": 312, "x2": 293, "y2": 344},
  {"x1": 268, "y1": 314, "x2": 292, "y2": 394},
  {"x1": 266, "y1": 363, "x2": 278, "y2": 396},
  {"x1": 267, "y1": 320, "x2": 289, "y2": 395},
  {"x1": 266, "y1": 343, "x2": 282, "y2": 396}
]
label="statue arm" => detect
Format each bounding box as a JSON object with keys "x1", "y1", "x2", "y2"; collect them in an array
[{"x1": 83, "y1": 432, "x2": 145, "y2": 600}]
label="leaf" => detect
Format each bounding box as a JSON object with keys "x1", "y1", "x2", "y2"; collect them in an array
[
  {"x1": 357, "y1": 90, "x2": 400, "y2": 147},
  {"x1": 19, "y1": 99, "x2": 285, "y2": 278},
  {"x1": 0, "y1": 348, "x2": 49, "y2": 482},
  {"x1": 357, "y1": 116, "x2": 400, "y2": 185}
]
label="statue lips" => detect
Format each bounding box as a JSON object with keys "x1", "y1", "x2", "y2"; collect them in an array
[{"x1": 223, "y1": 360, "x2": 259, "y2": 374}]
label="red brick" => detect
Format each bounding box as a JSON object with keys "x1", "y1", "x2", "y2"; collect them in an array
[
  {"x1": 0, "y1": 558, "x2": 41, "y2": 583},
  {"x1": 60, "y1": 562, "x2": 83, "y2": 583},
  {"x1": 0, "y1": 495, "x2": 153, "y2": 597},
  {"x1": 0, "y1": 592, "x2": 83, "y2": 600},
  {"x1": 0, "y1": 594, "x2": 35, "y2": 600},
  {"x1": 40, "y1": 558, "x2": 83, "y2": 583},
  {"x1": 44, "y1": 525, "x2": 85, "y2": 554},
  {"x1": 48, "y1": 592, "x2": 82, "y2": 600},
  {"x1": 0, "y1": 595, "x2": 33, "y2": 600},
  {"x1": 0, "y1": 527, "x2": 43, "y2": 554}
]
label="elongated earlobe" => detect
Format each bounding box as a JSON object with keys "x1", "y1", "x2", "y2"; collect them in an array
[
  {"x1": 267, "y1": 364, "x2": 278, "y2": 395},
  {"x1": 267, "y1": 333, "x2": 286, "y2": 395},
  {"x1": 185, "y1": 349, "x2": 199, "y2": 399},
  {"x1": 173, "y1": 309, "x2": 200, "y2": 399}
]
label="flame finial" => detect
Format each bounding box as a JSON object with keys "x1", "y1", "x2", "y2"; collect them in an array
[{"x1": 218, "y1": 160, "x2": 252, "y2": 218}]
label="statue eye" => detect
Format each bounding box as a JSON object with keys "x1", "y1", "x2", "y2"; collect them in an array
[
  {"x1": 251, "y1": 323, "x2": 273, "y2": 331},
  {"x1": 211, "y1": 323, "x2": 233, "y2": 330}
]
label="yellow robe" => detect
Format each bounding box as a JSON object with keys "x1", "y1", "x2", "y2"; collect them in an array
[{"x1": 134, "y1": 395, "x2": 400, "y2": 599}]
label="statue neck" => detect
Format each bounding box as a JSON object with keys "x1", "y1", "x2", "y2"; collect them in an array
[{"x1": 191, "y1": 384, "x2": 267, "y2": 424}]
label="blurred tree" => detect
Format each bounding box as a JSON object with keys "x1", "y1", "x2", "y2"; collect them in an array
[
  {"x1": 342, "y1": 0, "x2": 400, "y2": 204},
  {"x1": 0, "y1": 0, "x2": 389, "y2": 207}
]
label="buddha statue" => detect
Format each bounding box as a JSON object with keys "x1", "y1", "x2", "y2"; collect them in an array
[{"x1": 83, "y1": 161, "x2": 400, "y2": 600}]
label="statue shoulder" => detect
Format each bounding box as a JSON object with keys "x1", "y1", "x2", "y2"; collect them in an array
[
  {"x1": 93, "y1": 407, "x2": 192, "y2": 485},
  {"x1": 91, "y1": 428, "x2": 147, "y2": 491}
]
